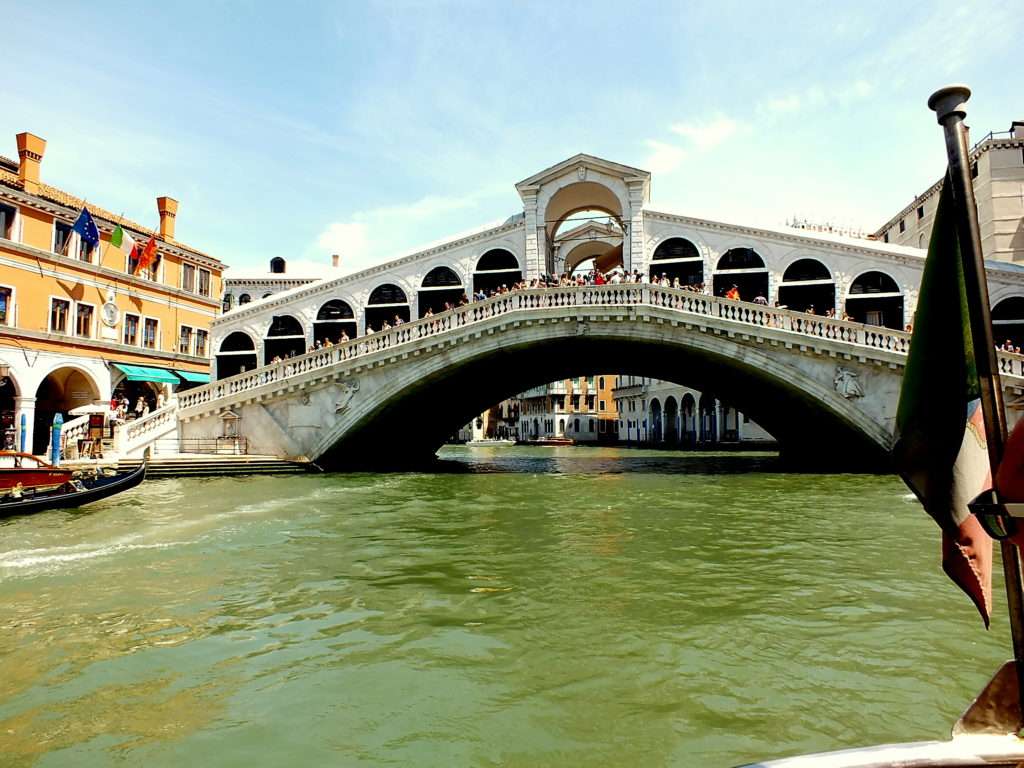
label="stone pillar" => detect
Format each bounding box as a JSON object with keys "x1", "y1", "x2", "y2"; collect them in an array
[
  {"x1": 626, "y1": 184, "x2": 646, "y2": 274},
  {"x1": 15, "y1": 396, "x2": 35, "y2": 454},
  {"x1": 521, "y1": 190, "x2": 542, "y2": 279}
]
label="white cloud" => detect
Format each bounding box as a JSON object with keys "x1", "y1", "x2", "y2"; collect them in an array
[
  {"x1": 317, "y1": 221, "x2": 370, "y2": 263},
  {"x1": 669, "y1": 116, "x2": 739, "y2": 150},
  {"x1": 762, "y1": 93, "x2": 802, "y2": 114},
  {"x1": 643, "y1": 140, "x2": 687, "y2": 175}
]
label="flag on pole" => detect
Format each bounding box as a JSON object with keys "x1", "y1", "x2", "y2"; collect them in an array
[
  {"x1": 70, "y1": 206, "x2": 100, "y2": 248},
  {"x1": 111, "y1": 224, "x2": 138, "y2": 259},
  {"x1": 135, "y1": 235, "x2": 157, "y2": 272},
  {"x1": 894, "y1": 172, "x2": 993, "y2": 627}
]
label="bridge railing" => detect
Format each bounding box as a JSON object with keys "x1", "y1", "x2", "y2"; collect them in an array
[{"x1": 180, "y1": 284, "x2": 1020, "y2": 412}]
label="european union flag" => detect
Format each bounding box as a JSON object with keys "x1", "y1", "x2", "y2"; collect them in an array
[{"x1": 71, "y1": 206, "x2": 100, "y2": 248}]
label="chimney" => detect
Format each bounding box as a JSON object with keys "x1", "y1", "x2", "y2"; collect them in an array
[
  {"x1": 1012, "y1": 121, "x2": 1024, "y2": 140},
  {"x1": 331, "y1": 254, "x2": 340, "y2": 268},
  {"x1": 15, "y1": 132, "x2": 46, "y2": 195},
  {"x1": 156, "y1": 196, "x2": 178, "y2": 241}
]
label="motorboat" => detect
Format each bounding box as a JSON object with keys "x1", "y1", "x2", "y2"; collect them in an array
[
  {"x1": 0, "y1": 451, "x2": 73, "y2": 493},
  {"x1": 465, "y1": 438, "x2": 516, "y2": 447},
  {"x1": 0, "y1": 461, "x2": 146, "y2": 517}
]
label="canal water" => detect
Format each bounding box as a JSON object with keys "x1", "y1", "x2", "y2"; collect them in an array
[{"x1": 0, "y1": 447, "x2": 1010, "y2": 767}]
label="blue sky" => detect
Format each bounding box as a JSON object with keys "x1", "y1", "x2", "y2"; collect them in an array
[{"x1": 2, "y1": 0, "x2": 1019, "y2": 274}]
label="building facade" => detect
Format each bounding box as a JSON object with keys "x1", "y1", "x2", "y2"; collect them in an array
[
  {"x1": 517, "y1": 375, "x2": 619, "y2": 443},
  {"x1": 874, "y1": 121, "x2": 1024, "y2": 263},
  {"x1": 613, "y1": 376, "x2": 774, "y2": 446},
  {"x1": 0, "y1": 131, "x2": 224, "y2": 453}
]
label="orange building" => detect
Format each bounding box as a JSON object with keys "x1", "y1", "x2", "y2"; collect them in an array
[
  {"x1": 517, "y1": 375, "x2": 619, "y2": 442},
  {"x1": 0, "y1": 131, "x2": 224, "y2": 454}
]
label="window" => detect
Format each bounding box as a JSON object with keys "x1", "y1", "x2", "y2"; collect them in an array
[
  {"x1": 195, "y1": 329, "x2": 208, "y2": 357},
  {"x1": 916, "y1": 205, "x2": 925, "y2": 220},
  {"x1": 78, "y1": 237, "x2": 96, "y2": 263},
  {"x1": 0, "y1": 287, "x2": 11, "y2": 326},
  {"x1": 598, "y1": 377, "x2": 604, "y2": 389},
  {"x1": 971, "y1": 162, "x2": 978, "y2": 179},
  {"x1": 179, "y1": 325, "x2": 193, "y2": 354},
  {"x1": 0, "y1": 203, "x2": 15, "y2": 240},
  {"x1": 198, "y1": 268, "x2": 211, "y2": 297},
  {"x1": 54, "y1": 221, "x2": 72, "y2": 254},
  {"x1": 50, "y1": 298, "x2": 70, "y2": 333},
  {"x1": 130, "y1": 251, "x2": 161, "y2": 281},
  {"x1": 123, "y1": 313, "x2": 139, "y2": 345},
  {"x1": 898, "y1": 219, "x2": 906, "y2": 234},
  {"x1": 572, "y1": 395, "x2": 580, "y2": 410},
  {"x1": 883, "y1": 232, "x2": 889, "y2": 243},
  {"x1": 587, "y1": 376, "x2": 595, "y2": 387},
  {"x1": 182, "y1": 263, "x2": 196, "y2": 293},
  {"x1": 75, "y1": 303, "x2": 94, "y2": 337},
  {"x1": 223, "y1": 294, "x2": 234, "y2": 312},
  {"x1": 143, "y1": 318, "x2": 159, "y2": 350},
  {"x1": 599, "y1": 400, "x2": 606, "y2": 411}
]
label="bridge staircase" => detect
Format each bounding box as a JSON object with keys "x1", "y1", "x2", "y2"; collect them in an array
[{"x1": 117, "y1": 454, "x2": 318, "y2": 478}]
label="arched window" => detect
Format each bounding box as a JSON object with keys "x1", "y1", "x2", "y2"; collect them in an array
[
  {"x1": 778, "y1": 258, "x2": 835, "y2": 313},
  {"x1": 314, "y1": 299, "x2": 357, "y2": 344},
  {"x1": 216, "y1": 331, "x2": 258, "y2": 380},
  {"x1": 365, "y1": 284, "x2": 410, "y2": 331},
  {"x1": 473, "y1": 249, "x2": 522, "y2": 295},
  {"x1": 263, "y1": 314, "x2": 305, "y2": 364},
  {"x1": 262, "y1": 293, "x2": 272, "y2": 299},
  {"x1": 649, "y1": 237, "x2": 703, "y2": 286},
  {"x1": 238, "y1": 293, "x2": 251, "y2": 305},
  {"x1": 713, "y1": 248, "x2": 768, "y2": 302},
  {"x1": 270, "y1": 257, "x2": 286, "y2": 274},
  {"x1": 993, "y1": 297, "x2": 1024, "y2": 350},
  {"x1": 845, "y1": 271, "x2": 903, "y2": 329},
  {"x1": 418, "y1": 266, "x2": 464, "y2": 317},
  {"x1": 574, "y1": 418, "x2": 581, "y2": 432}
]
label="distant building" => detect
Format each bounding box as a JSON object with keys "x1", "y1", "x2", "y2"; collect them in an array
[
  {"x1": 612, "y1": 376, "x2": 774, "y2": 446},
  {"x1": 222, "y1": 255, "x2": 341, "y2": 311},
  {"x1": 517, "y1": 375, "x2": 619, "y2": 443},
  {"x1": 873, "y1": 120, "x2": 1024, "y2": 263},
  {"x1": 0, "y1": 131, "x2": 225, "y2": 453}
]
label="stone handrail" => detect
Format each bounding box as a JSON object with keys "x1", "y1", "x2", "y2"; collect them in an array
[
  {"x1": 179, "y1": 284, "x2": 1024, "y2": 413},
  {"x1": 60, "y1": 415, "x2": 91, "y2": 453},
  {"x1": 117, "y1": 403, "x2": 179, "y2": 455}
]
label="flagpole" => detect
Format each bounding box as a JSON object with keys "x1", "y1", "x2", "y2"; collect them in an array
[{"x1": 928, "y1": 84, "x2": 1024, "y2": 702}]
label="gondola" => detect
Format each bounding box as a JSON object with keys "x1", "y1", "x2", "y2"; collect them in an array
[{"x1": 0, "y1": 461, "x2": 147, "y2": 518}]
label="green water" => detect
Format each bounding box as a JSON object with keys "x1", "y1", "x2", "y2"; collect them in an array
[{"x1": 0, "y1": 447, "x2": 1010, "y2": 767}]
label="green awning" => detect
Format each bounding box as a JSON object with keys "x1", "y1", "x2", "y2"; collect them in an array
[
  {"x1": 175, "y1": 370, "x2": 210, "y2": 384},
  {"x1": 113, "y1": 363, "x2": 180, "y2": 384}
]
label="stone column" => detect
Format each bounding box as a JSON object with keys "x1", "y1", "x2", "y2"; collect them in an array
[
  {"x1": 15, "y1": 396, "x2": 35, "y2": 454},
  {"x1": 521, "y1": 190, "x2": 542, "y2": 279},
  {"x1": 626, "y1": 185, "x2": 646, "y2": 274}
]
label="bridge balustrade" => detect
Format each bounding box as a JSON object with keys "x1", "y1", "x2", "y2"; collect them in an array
[{"x1": 178, "y1": 285, "x2": 1021, "y2": 413}]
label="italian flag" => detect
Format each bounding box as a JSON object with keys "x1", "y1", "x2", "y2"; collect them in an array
[
  {"x1": 894, "y1": 172, "x2": 993, "y2": 627},
  {"x1": 111, "y1": 224, "x2": 138, "y2": 259}
]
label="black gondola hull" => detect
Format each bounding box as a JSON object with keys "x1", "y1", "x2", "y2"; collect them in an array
[{"x1": 0, "y1": 463, "x2": 147, "y2": 518}]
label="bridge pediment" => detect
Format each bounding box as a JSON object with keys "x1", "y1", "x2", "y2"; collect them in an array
[{"x1": 515, "y1": 153, "x2": 651, "y2": 194}]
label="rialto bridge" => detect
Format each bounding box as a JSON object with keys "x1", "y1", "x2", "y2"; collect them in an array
[{"x1": 165, "y1": 154, "x2": 1024, "y2": 469}]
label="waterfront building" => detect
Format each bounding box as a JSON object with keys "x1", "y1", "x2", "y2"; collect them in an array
[
  {"x1": 0, "y1": 131, "x2": 224, "y2": 453},
  {"x1": 873, "y1": 120, "x2": 1024, "y2": 265},
  {"x1": 517, "y1": 375, "x2": 619, "y2": 443},
  {"x1": 612, "y1": 376, "x2": 774, "y2": 447},
  {"x1": 222, "y1": 255, "x2": 341, "y2": 312}
]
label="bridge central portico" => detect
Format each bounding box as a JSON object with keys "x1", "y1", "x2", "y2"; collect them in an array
[{"x1": 173, "y1": 152, "x2": 1024, "y2": 469}]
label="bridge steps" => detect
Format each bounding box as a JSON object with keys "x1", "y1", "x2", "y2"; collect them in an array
[{"x1": 116, "y1": 455, "x2": 319, "y2": 479}]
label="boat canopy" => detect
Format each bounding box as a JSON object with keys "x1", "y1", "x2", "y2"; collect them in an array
[{"x1": 112, "y1": 364, "x2": 179, "y2": 384}]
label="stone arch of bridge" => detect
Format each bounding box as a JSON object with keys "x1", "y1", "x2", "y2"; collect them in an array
[
  {"x1": 562, "y1": 239, "x2": 622, "y2": 274},
  {"x1": 845, "y1": 270, "x2": 904, "y2": 330},
  {"x1": 312, "y1": 318, "x2": 893, "y2": 471}
]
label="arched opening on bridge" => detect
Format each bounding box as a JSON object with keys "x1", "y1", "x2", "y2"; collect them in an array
[
  {"x1": 681, "y1": 392, "x2": 696, "y2": 446},
  {"x1": 544, "y1": 186, "x2": 624, "y2": 274},
  {"x1": 473, "y1": 250, "x2": 522, "y2": 295},
  {"x1": 649, "y1": 238, "x2": 703, "y2": 286},
  {"x1": 554, "y1": 214, "x2": 624, "y2": 276},
  {"x1": 563, "y1": 241, "x2": 623, "y2": 276},
  {"x1": 33, "y1": 367, "x2": 100, "y2": 455},
  {"x1": 264, "y1": 315, "x2": 306, "y2": 364},
  {"x1": 699, "y1": 392, "x2": 718, "y2": 444},
  {"x1": 778, "y1": 259, "x2": 835, "y2": 314},
  {"x1": 365, "y1": 284, "x2": 410, "y2": 331},
  {"x1": 238, "y1": 294, "x2": 251, "y2": 305},
  {"x1": 0, "y1": 373, "x2": 18, "y2": 450},
  {"x1": 663, "y1": 395, "x2": 679, "y2": 445},
  {"x1": 845, "y1": 271, "x2": 903, "y2": 329},
  {"x1": 713, "y1": 248, "x2": 768, "y2": 302},
  {"x1": 418, "y1": 266, "x2": 465, "y2": 317},
  {"x1": 216, "y1": 331, "x2": 258, "y2": 380},
  {"x1": 993, "y1": 297, "x2": 1024, "y2": 350},
  {"x1": 315, "y1": 299, "x2": 357, "y2": 345},
  {"x1": 649, "y1": 398, "x2": 663, "y2": 444}
]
